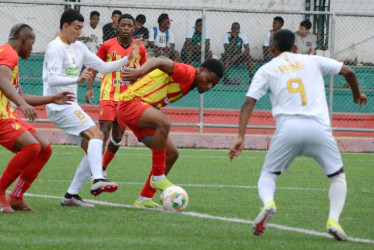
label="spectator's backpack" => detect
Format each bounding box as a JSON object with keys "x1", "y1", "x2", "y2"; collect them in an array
[{"x1": 153, "y1": 27, "x2": 169, "y2": 43}]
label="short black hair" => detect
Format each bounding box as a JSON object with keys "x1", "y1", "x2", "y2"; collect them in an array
[
  {"x1": 118, "y1": 14, "x2": 135, "y2": 25},
  {"x1": 158, "y1": 13, "x2": 171, "y2": 23},
  {"x1": 60, "y1": 9, "x2": 84, "y2": 30},
  {"x1": 272, "y1": 29, "x2": 295, "y2": 52},
  {"x1": 300, "y1": 20, "x2": 312, "y2": 30},
  {"x1": 90, "y1": 11, "x2": 100, "y2": 18},
  {"x1": 274, "y1": 16, "x2": 284, "y2": 25},
  {"x1": 8, "y1": 23, "x2": 33, "y2": 40},
  {"x1": 135, "y1": 14, "x2": 146, "y2": 25},
  {"x1": 195, "y1": 18, "x2": 202, "y2": 26},
  {"x1": 231, "y1": 22, "x2": 240, "y2": 29},
  {"x1": 112, "y1": 10, "x2": 122, "y2": 16},
  {"x1": 200, "y1": 59, "x2": 224, "y2": 79}
]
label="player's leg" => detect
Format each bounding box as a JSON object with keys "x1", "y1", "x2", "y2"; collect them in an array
[
  {"x1": 8, "y1": 123, "x2": 52, "y2": 212},
  {"x1": 242, "y1": 52, "x2": 254, "y2": 78},
  {"x1": 0, "y1": 120, "x2": 41, "y2": 214}
]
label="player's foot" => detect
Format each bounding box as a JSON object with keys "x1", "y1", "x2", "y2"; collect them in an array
[
  {"x1": 150, "y1": 176, "x2": 174, "y2": 191},
  {"x1": 90, "y1": 179, "x2": 118, "y2": 196},
  {"x1": 252, "y1": 201, "x2": 276, "y2": 236},
  {"x1": 0, "y1": 194, "x2": 14, "y2": 214},
  {"x1": 326, "y1": 218, "x2": 348, "y2": 241},
  {"x1": 134, "y1": 199, "x2": 161, "y2": 209},
  {"x1": 7, "y1": 195, "x2": 35, "y2": 212},
  {"x1": 61, "y1": 194, "x2": 95, "y2": 208}
]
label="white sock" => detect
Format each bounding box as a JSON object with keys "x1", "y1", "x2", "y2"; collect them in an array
[
  {"x1": 152, "y1": 174, "x2": 165, "y2": 182},
  {"x1": 328, "y1": 173, "x2": 347, "y2": 222},
  {"x1": 258, "y1": 170, "x2": 279, "y2": 205},
  {"x1": 67, "y1": 155, "x2": 91, "y2": 194},
  {"x1": 138, "y1": 196, "x2": 151, "y2": 201},
  {"x1": 87, "y1": 139, "x2": 104, "y2": 180}
]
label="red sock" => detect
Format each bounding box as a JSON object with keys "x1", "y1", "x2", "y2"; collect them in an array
[
  {"x1": 140, "y1": 171, "x2": 157, "y2": 198},
  {"x1": 102, "y1": 150, "x2": 115, "y2": 169},
  {"x1": 10, "y1": 145, "x2": 52, "y2": 198},
  {"x1": 0, "y1": 143, "x2": 41, "y2": 194},
  {"x1": 152, "y1": 149, "x2": 166, "y2": 176}
]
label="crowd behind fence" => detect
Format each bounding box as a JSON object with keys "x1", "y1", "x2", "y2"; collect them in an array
[{"x1": 1, "y1": 1, "x2": 373, "y2": 133}]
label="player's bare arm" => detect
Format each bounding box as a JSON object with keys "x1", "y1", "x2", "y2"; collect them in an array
[
  {"x1": 228, "y1": 97, "x2": 257, "y2": 162},
  {"x1": 339, "y1": 65, "x2": 367, "y2": 107},
  {"x1": 77, "y1": 66, "x2": 95, "y2": 84},
  {"x1": 122, "y1": 57, "x2": 174, "y2": 81},
  {"x1": 0, "y1": 65, "x2": 37, "y2": 121},
  {"x1": 127, "y1": 39, "x2": 142, "y2": 62},
  {"x1": 85, "y1": 71, "x2": 96, "y2": 104}
]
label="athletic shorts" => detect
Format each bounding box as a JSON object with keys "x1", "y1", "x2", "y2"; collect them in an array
[
  {"x1": 47, "y1": 105, "x2": 95, "y2": 146},
  {"x1": 116, "y1": 99, "x2": 155, "y2": 141},
  {"x1": 99, "y1": 100, "x2": 118, "y2": 121},
  {"x1": 262, "y1": 116, "x2": 343, "y2": 176},
  {"x1": 0, "y1": 118, "x2": 36, "y2": 151}
]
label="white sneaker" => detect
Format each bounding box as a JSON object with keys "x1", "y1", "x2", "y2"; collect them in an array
[
  {"x1": 253, "y1": 201, "x2": 276, "y2": 236},
  {"x1": 90, "y1": 180, "x2": 118, "y2": 196},
  {"x1": 61, "y1": 195, "x2": 94, "y2": 208}
]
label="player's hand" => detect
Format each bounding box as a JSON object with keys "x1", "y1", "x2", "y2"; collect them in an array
[
  {"x1": 121, "y1": 68, "x2": 142, "y2": 82},
  {"x1": 77, "y1": 67, "x2": 95, "y2": 84},
  {"x1": 228, "y1": 138, "x2": 244, "y2": 162},
  {"x1": 85, "y1": 88, "x2": 94, "y2": 104},
  {"x1": 354, "y1": 93, "x2": 367, "y2": 107},
  {"x1": 128, "y1": 39, "x2": 142, "y2": 62},
  {"x1": 53, "y1": 91, "x2": 75, "y2": 105},
  {"x1": 18, "y1": 102, "x2": 38, "y2": 121}
]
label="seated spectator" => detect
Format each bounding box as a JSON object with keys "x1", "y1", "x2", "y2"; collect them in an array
[
  {"x1": 133, "y1": 14, "x2": 149, "y2": 47},
  {"x1": 79, "y1": 11, "x2": 102, "y2": 54},
  {"x1": 181, "y1": 18, "x2": 213, "y2": 65},
  {"x1": 103, "y1": 10, "x2": 122, "y2": 41},
  {"x1": 295, "y1": 20, "x2": 317, "y2": 55},
  {"x1": 221, "y1": 22, "x2": 253, "y2": 85},
  {"x1": 263, "y1": 16, "x2": 284, "y2": 63},
  {"x1": 148, "y1": 13, "x2": 179, "y2": 61}
]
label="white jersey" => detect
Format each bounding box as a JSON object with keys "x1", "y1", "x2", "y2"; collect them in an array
[
  {"x1": 81, "y1": 24, "x2": 103, "y2": 54},
  {"x1": 148, "y1": 27, "x2": 175, "y2": 47},
  {"x1": 247, "y1": 52, "x2": 343, "y2": 126}
]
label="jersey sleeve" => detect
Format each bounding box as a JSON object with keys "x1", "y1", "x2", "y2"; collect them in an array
[
  {"x1": 315, "y1": 56, "x2": 343, "y2": 76},
  {"x1": 205, "y1": 30, "x2": 211, "y2": 40},
  {"x1": 44, "y1": 44, "x2": 64, "y2": 76},
  {"x1": 246, "y1": 67, "x2": 269, "y2": 100},
  {"x1": 139, "y1": 45, "x2": 147, "y2": 66},
  {"x1": 263, "y1": 32, "x2": 271, "y2": 47},
  {"x1": 168, "y1": 30, "x2": 175, "y2": 44},
  {"x1": 170, "y1": 62, "x2": 196, "y2": 89},
  {"x1": 0, "y1": 47, "x2": 18, "y2": 69},
  {"x1": 241, "y1": 33, "x2": 249, "y2": 46},
  {"x1": 223, "y1": 33, "x2": 229, "y2": 45},
  {"x1": 186, "y1": 28, "x2": 194, "y2": 39},
  {"x1": 148, "y1": 27, "x2": 155, "y2": 42},
  {"x1": 96, "y1": 42, "x2": 107, "y2": 61}
]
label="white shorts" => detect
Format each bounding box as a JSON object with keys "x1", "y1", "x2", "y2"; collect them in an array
[
  {"x1": 262, "y1": 116, "x2": 343, "y2": 176},
  {"x1": 47, "y1": 105, "x2": 96, "y2": 146}
]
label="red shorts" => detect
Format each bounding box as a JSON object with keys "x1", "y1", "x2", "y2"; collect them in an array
[
  {"x1": 99, "y1": 100, "x2": 119, "y2": 121},
  {"x1": 0, "y1": 118, "x2": 36, "y2": 151},
  {"x1": 117, "y1": 99, "x2": 156, "y2": 141}
]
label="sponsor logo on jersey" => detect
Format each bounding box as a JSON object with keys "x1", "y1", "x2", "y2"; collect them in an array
[{"x1": 278, "y1": 61, "x2": 304, "y2": 74}]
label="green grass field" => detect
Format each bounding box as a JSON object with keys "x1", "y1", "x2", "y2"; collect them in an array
[{"x1": 0, "y1": 146, "x2": 373, "y2": 249}]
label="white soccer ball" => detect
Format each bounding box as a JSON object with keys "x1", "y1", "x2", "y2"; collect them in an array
[{"x1": 160, "y1": 185, "x2": 188, "y2": 212}]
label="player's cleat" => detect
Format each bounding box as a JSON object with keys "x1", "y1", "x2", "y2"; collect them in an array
[
  {"x1": 0, "y1": 194, "x2": 14, "y2": 214},
  {"x1": 252, "y1": 201, "x2": 276, "y2": 236},
  {"x1": 150, "y1": 176, "x2": 174, "y2": 191},
  {"x1": 134, "y1": 199, "x2": 161, "y2": 209},
  {"x1": 102, "y1": 169, "x2": 109, "y2": 181},
  {"x1": 61, "y1": 194, "x2": 95, "y2": 208},
  {"x1": 7, "y1": 195, "x2": 35, "y2": 212},
  {"x1": 90, "y1": 179, "x2": 119, "y2": 196},
  {"x1": 326, "y1": 218, "x2": 348, "y2": 241}
]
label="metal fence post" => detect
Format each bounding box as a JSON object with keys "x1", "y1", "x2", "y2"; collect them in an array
[
  {"x1": 198, "y1": 9, "x2": 207, "y2": 133},
  {"x1": 328, "y1": 13, "x2": 336, "y2": 124}
]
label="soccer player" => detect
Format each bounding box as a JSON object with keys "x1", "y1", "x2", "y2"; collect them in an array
[
  {"x1": 228, "y1": 29, "x2": 367, "y2": 241},
  {"x1": 118, "y1": 57, "x2": 223, "y2": 208},
  {"x1": 0, "y1": 24, "x2": 75, "y2": 213},
  {"x1": 86, "y1": 14, "x2": 147, "y2": 181},
  {"x1": 43, "y1": 9, "x2": 140, "y2": 207}
]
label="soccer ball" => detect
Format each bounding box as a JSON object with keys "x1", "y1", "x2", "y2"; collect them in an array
[{"x1": 160, "y1": 185, "x2": 188, "y2": 212}]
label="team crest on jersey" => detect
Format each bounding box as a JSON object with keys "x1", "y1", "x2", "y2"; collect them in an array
[
  {"x1": 111, "y1": 51, "x2": 117, "y2": 57},
  {"x1": 11, "y1": 122, "x2": 21, "y2": 130}
]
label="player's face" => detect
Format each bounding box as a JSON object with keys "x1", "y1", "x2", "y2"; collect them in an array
[
  {"x1": 299, "y1": 26, "x2": 309, "y2": 37},
  {"x1": 19, "y1": 32, "x2": 35, "y2": 59},
  {"x1": 135, "y1": 21, "x2": 142, "y2": 30},
  {"x1": 231, "y1": 25, "x2": 240, "y2": 37},
  {"x1": 160, "y1": 20, "x2": 170, "y2": 31},
  {"x1": 195, "y1": 68, "x2": 221, "y2": 94},
  {"x1": 90, "y1": 15, "x2": 100, "y2": 29},
  {"x1": 118, "y1": 18, "x2": 135, "y2": 38},
  {"x1": 112, "y1": 14, "x2": 121, "y2": 25},
  {"x1": 65, "y1": 21, "x2": 84, "y2": 44},
  {"x1": 273, "y1": 20, "x2": 283, "y2": 31},
  {"x1": 195, "y1": 22, "x2": 202, "y2": 34}
]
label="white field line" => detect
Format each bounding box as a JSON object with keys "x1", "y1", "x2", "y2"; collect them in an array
[{"x1": 23, "y1": 192, "x2": 374, "y2": 245}]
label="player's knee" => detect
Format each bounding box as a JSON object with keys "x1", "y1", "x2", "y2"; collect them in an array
[
  {"x1": 156, "y1": 116, "x2": 171, "y2": 133},
  {"x1": 168, "y1": 148, "x2": 179, "y2": 161},
  {"x1": 41, "y1": 144, "x2": 53, "y2": 159}
]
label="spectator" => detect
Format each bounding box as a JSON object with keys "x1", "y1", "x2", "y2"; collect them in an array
[
  {"x1": 295, "y1": 20, "x2": 317, "y2": 55},
  {"x1": 79, "y1": 11, "x2": 102, "y2": 54},
  {"x1": 133, "y1": 14, "x2": 149, "y2": 46},
  {"x1": 103, "y1": 10, "x2": 122, "y2": 42},
  {"x1": 221, "y1": 22, "x2": 253, "y2": 85},
  {"x1": 181, "y1": 18, "x2": 213, "y2": 65},
  {"x1": 148, "y1": 13, "x2": 179, "y2": 61},
  {"x1": 263, "y1": 16, "x2": 284, "y2": 63}
]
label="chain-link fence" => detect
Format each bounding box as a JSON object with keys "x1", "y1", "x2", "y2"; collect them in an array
[{"x1": 1, "y1": 0, "x2": 373, "y2": 133}]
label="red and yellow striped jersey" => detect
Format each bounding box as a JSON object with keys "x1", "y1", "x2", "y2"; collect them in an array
[
  {"x1": 119, "y1": 62, "x2": 196, "y2": 109},
  {"x1": 0, "y1": 43, "x2": 19, "y2": 120},
  {"x1": 97, "y1": 37, "x2": 146, "y2": 101}
]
